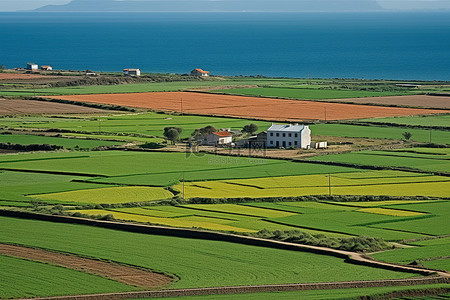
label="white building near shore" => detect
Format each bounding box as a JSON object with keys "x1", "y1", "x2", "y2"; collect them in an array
[{"x1": 267, "y1": 123, "x2": 311, "y2": 149}]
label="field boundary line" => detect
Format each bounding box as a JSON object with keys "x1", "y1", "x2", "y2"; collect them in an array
[
  {"x1": 19, "y1": 277, "x2": 450, "y2": 300},
  {"x1": 2, "y1": 210, "x2": 449, "y2": 279}
]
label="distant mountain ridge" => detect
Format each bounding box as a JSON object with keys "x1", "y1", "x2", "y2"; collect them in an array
[{"x1": 35, "y1": 0, "x2": 386, "y2": 12}]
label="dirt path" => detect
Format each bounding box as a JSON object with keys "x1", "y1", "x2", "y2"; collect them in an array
[{"x1": 0, "y1": 243, "x2": 173, "y2": 289}]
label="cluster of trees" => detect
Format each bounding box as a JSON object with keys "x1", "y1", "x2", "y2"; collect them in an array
[
  {"x1": 163, "y1": 127, "x2": 182, "y2": 144},
  {"x1": 252, "y1": 229, "x2": 390, "y2": 252},
  {"x1": 0, "y1": 143, "x2": 63, "y2": 151}
]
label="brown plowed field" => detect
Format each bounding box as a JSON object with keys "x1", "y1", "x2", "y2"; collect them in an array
[
  {"x1": 52, "y1": 92, "x2": 449, "y2": 121},
  {"x1": 0, "y1": 243, "x2": 172, "y2": 289},
  {"x1": 326, "y1": 95, "x2": 450, "y2": 109},
  {"x1": 0, "y1": 98, "x2": 109, "y2": 115},
  {"x1": 0, "y1": 73, "x2": 58, "y2": 80}
]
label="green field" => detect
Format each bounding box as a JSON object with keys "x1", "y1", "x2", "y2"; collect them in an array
[
  {"x1": 152, "y1": 284, "x2": 450, "y2": 300},
  {"x1": 35, "y1": 186, "x2": 174, "y2": 205},
  {"x1": 309, "y1": 124, "x2": 450, "y2": 144},
  {"x1": 357, "y1": 114, "x2": 450, "y2": 128},
  {"x1": 66, "y1": 200, "x2": 449, "y2": 243},
  {"x1": 0, "y1": 112, "x2": 272, "y2": 139},
  {"x1": 0, "y1": 134, "x2": 121, "y2": 149},
  {"x1": 0, "y1": 151, "x2": 357, "y2": 186},
  {"x1": 213, "y1": 87, "x2": 413, "y2": 100},
  {"x1": 0, "y1": 255, "x2": 137, "y2": 298},
  {"x1": 0, "y1": 170, "x2": 111, "y2": 203},
  {"x1": 0, "y1": 216, "x2": 417, "y2": 289},
  {"x1": 308, "y1": 149, "x2": 450, "y2": 173}
]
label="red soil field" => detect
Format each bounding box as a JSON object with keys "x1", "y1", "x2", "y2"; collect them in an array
[
  {"x1": 0, "y1": 98, "x2": 109, "y2": 115},
  {"x1": 52, "y1": 92, "x2": 449, "y2": 121}
]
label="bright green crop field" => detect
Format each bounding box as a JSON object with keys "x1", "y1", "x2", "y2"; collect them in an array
[
  {"x1": 0, "y1": 255, "x2": 137, "y2": 298},
  {"x1": 0, "y1": 216, "x2": 416, "y2": 290},
  {"x1": 213, "y1": 87, "x2": 413, "y2": 100},
  {"x1": 309, "y1": 124, "x2": 450, "y2": 144},
  {"x1": 152, "y1": 284, "x2": 450, "y2": 300},
  {"x1": 357, "y1": 114, "x2": 450, "y2": 128},
  {"x1": 0, "y1": 134, "x2": 121, "y2": 149},
  {"x1": 0, "y1": 170, "x2": 111, "y2": 203},
  {"x1": 309, "y1": 149, "x2": 450, "y2": 173}
]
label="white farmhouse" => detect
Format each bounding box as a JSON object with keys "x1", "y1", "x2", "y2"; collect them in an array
[
  {"x1": 267, "y1": 124, "x2": 311, "y2": 149},
  {"x1": 123, "y1": 68, "x2": 141, "y2": 76},
  {"x1": 202, "y1": 131, "x2": 232, "y2": 146},
  {"x1": 27, "y1": 63, "x2": 38, "y2": 70}
]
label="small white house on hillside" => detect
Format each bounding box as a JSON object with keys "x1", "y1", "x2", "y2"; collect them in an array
[
  {"x1": 267, "y1": 124, "x2": 311, "y2": 149},
  {"x1": 202, "y1": 131, "x2": 232, "y2": 146},
  {"x1": 123, "y1": 68, "x2": 141, "y2": 76},
  {"x1": 27, "y1": 63, "x2": 38, "y2": 70}
]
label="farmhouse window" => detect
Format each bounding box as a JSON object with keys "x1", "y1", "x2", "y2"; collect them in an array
[
  {"x1": 295, "y1": 133, "x2": 298, "y2": 137},
  {"x1": 288, "y1": 133, "x2": 292, "y2": 137},
  {"x1": 270, "y1": 141, "x2": 273, "y2": 145},
  {"x1": 270, "y1": 133, "x2": 273, "y2": 136},
  {"x1": 294, "y1": 141, "x2": 298, "y2": 145},
  {"x1": 282, "y1": 133, "x2": 286, "y2": 137},
  {"x1": 288, "y1": 142, "x2": 292, "y2": 146},
  {"x1": 276, "y1": 133, "x2": 279, "y2": 137}
]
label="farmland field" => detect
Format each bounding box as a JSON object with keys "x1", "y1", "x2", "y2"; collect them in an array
[
  {"x1": 34, "y1": 186, "x2": 173, "y2": 205},
  {"x1": 0, "y1": 151, "x2": 357, "y2": 186},
  {"x1": 309, "y1": 123, "x2": 450, "y2": 144},
  {"x1": 0, "y1": 112, "x2": 272, "y2": 139},
  {"x1": 49, "y1": 92, "x2": 449, "y2": 121},
  {"x1": 0, "y1": 254, "x2": 137, "y2": 299},
  {"x1": 0, "y1": 134, "x2": 121, "y2": 149},
  {"x1": 213, "y1": 87, "x2": 414, "y2": 100},
  {"x1": 308, "y1": 149, "x2": 450, "y2": 173},
  {"x1": 176, "y1": 171, "x2": 450, "y2": 199},
  {"x1": 0, "y1": 216, "x2": 416, "y2": 289},
  {"x1": 356, "y1": 114, "x2": 450, "y2": 127},
  {"x1": 0, "y1": 98, "x2": 109, "y2": 115}
]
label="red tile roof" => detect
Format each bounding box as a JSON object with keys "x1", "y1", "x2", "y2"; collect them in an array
[
  {"x1": 194, "y1": 68, "x2": 210, "y2": 74},
  {"x1": 213, "y1": 131, "x2": 231, "y2": 137}
]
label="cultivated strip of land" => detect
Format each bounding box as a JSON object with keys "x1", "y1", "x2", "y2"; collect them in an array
[
  {"x1": 47, "y1": 92, "x2": 450, "y2": 121},
  {"x1": 0, "y1": 98, "x2": 109, "y2": 115},
  {"x1": 0, "y1": 243, "x2": 173, "y2": 289}
]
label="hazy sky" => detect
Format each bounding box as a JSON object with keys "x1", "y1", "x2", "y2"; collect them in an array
[{"x1": 1, "y1": 0, "x2": 450, "y2": 12}]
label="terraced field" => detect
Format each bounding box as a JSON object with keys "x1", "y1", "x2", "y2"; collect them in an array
[{"x1": 0, "y1": 216, "x2": 416, "y2": 291}]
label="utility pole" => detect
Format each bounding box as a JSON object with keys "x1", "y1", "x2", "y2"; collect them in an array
[
  {"x1": 182, "y1": 173, "x2": 185, "y2": 200},
  {"x1": 429, "y1": 129, "x2": 432, "y2": 143},
  {"x1": 98, "y1": 116, "x2": 101, "y2": 134},
  {"x1": 180, "y1": 97, "x2": 183, "y2": 116},
  {"x1": 33, "y1": 84, "x2": 36, "y2": 97},
  {"x1": 324, "y1": 107, "x2": 327, "y2": 122},
  {"x1": 328, "y1": 174, "x2": 332, "y2": 197}
]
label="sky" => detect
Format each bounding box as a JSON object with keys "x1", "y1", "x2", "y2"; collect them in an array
[{"x1": 1, "y1": 0, "x2": 449, "y2": 12}]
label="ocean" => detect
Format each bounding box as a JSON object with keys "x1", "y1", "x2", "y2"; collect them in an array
[{"x1": 1, "y1": 12, "x2": 449, "y2": 80}]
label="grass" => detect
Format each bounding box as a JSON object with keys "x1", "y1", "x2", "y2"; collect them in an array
[
  {"x1": 150, "y1": 284, "x2": 450, "y2": 300},
  {"x1": 356, "y1": 208, "x2": 426, "y2": 217},
  {"x1": 0, "y1": 170, "x2": 110, "y2": 203},
  {"x1": 308, "y1": 149, "x2": 450, "y2": 173},
  {"x1": 0, "y1": 255, "x2": 137, "y2": 298},
  {"x1": 309, "y1": 123, "x2": 450, "y2": 144},
  {"x1": 0, "y1": 134, "x2": 121, "y2": 149},
  {"x1": 372, "y1": 237, "x2": 450, "y2": 270},
  {"x1": 0, "y1": 112, "x2": 272, "y2": 139},
  {"x1": 0, "y1": 216, "x2": 416, "y2": 289},
  {"x1": 0, "y1": 151, "x2": 356, "y2": 186},
  {"x1": 176, "y1": 171, "x2": 450, "y2": 199},
  {"x1": 213, "y1": 87, "x2": 413, "y2": 100},
  {"x1": 357, "y1": 114, "x2": 450, "y2": 128},
  {"x1": 34, "y1": 186, "x2": 174, "y2": 205}
]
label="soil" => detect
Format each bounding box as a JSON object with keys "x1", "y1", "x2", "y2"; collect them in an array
[
  {"x1": 51, "y1": 92, "x2": 449, "y2": 121},
  {"x1": 0, "y1": 73, "x2": 60, "y2": 80},
  {"x1": 0, "y1": 98, "x2": 109, "y2": 115},
  {"x1": 324, "y1": 95, "x2": 450, "y2": 109},
  {"x1": 0, "y1": 243, "x2": 172, "y2": 289}
]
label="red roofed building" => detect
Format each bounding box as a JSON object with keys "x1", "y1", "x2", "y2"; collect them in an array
[
  {"x1": 191, "y1": 68, "x2": 210, "y2": 77},
  {"x1": 203, "y1": 131, "x2": 232, "y2": 146}
]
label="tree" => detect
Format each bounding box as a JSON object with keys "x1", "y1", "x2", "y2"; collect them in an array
[
  {"x1": 191, "y1": 125, "x2": 217, "y2": 138},
  {"x1": 242, "y1": 123, "x2": 258, "y2": 135},
  {"x1": 164, "y1": 127, "x2": 181, "y2": 144},
  {"x1": 402, "y1": 131, "x2": 412, "y2": 140}
]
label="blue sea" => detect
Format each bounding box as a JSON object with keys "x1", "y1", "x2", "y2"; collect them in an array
[{"x1": 1, "y1": 12, "x2": 449, "y2": 80}]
